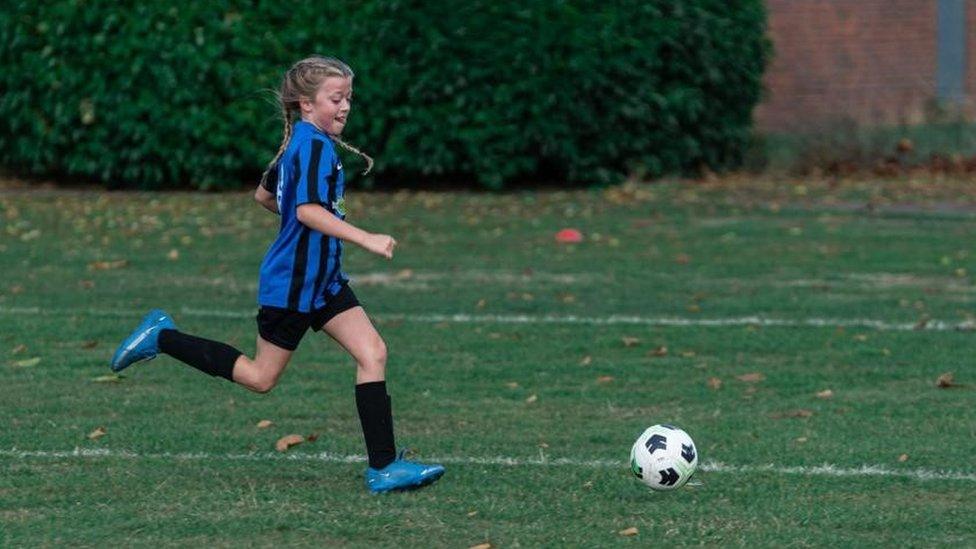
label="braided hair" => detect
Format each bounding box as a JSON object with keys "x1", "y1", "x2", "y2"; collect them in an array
[{"x1": 260, "y1": 56, "x2": 374, "y2": 190}]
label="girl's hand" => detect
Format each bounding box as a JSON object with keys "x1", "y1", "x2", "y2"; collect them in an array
[{"x1": 361, "y1": 233, "x2": 397, "y2": 259}]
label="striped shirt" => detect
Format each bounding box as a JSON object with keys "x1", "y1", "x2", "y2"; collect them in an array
[{"x1": 258, "y1": 121, "x2": 347, "y2": 312}]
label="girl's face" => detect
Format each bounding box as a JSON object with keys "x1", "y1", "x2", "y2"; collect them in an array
[{"x1": 300, "y1": 76, "x2": 352, "y2": 136}]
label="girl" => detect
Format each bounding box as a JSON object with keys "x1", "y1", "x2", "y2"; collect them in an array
[{"x1": 110, "y1": 56, "x2": 444, "y2": 493}]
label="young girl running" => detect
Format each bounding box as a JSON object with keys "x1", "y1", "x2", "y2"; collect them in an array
[{"x1": 110, "y1": 56, "x2": 444, "y2": 493}]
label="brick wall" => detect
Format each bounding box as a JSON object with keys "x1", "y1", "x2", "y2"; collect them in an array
[{"x1": 754, "y1": 0, "x2": 972, "y2": 133}]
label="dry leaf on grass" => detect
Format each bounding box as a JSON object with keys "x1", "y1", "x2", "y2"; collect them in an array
[
  {"x1": 275, "y1": 434, "x2": 304, "y2": 452},
  {"x1": 579, "y1": 355, "x2": 592, "y2": 366},
  {"x1": 505, "y1": 381, "x2": 519, "y2": 389},
  {"x1": 88, "y1": 427, "x2": 107, "y2": 440},
  {"x1": 92, "y1": 374, "x2": 123, "y2": 383},
  {"x1": 525, "y1": 394, "x2": 538, "y2": 404},
  {"x1": 707, "y1": 377, "x2": 723, "y2": 390},
  {"x1": 621, "y1": 337, "x2": 640, "y2": 347},
  {"x1": 10, "y1": 344, "x2": 26, "y2": 354},
  {"x1": 88, "y1": 259, "x2": 128, "y2": 271},
  {"x1": 306, "y1": 433, "x2": 319, "y2": 442},
  {"x1": 648, "y1": 346, "x2": 668, "y2": 357},
  {"x1": 12, "y1": 357, "x2": 40, "y2": 368},
  {"x1": 618, "y1": 527, "x2": 639, "y2": 536},
  {"x1": 936, "y1": 372, "x2": 961, "y2": 388},
  {"x1": 469, "y1": 543, "x2": 492, "y2": 549},
  {"x1": 770, "y1": 409, "x2": 813, "y2": 419},
  {"x1": 81, "y1": 340, "x2": 99, "y2": 349},
  {"x1": 596, "y1": 376, "x2": 615, "y2": 384},
  {"x1": 898, "y1": 453, "x2": 909, "y2": 462},
  {"x1": 816, "y1": 389, "x2": 834, "y2": 399},
  {"x1": 736, "y1": 372, "x2": 765, "y2": 383},
  {"x1": 256, "y1": 419, "x2": 273, "y2": 429}
]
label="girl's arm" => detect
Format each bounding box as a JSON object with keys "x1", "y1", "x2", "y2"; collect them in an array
[
  {"x1": 296, "y1": 203, "x2": 396, "y2": 259},
  {"x1": 254, "y1": 184, "x2": 279, "y2": 214}
]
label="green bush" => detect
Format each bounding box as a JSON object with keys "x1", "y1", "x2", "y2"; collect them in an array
[{"x1": 0, "y1": 1, "x2": 769, "y2": 189}]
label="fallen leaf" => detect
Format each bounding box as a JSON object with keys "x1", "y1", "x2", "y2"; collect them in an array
[
  {"x1": 816, "y1": 389, "x2": 834, "y2": 399},
  {"x1": 707, "y1": 377, "x2": 723, "y2": 390},
  {"x1": 88, "y1": 426, "x2": 107, "y2": 440},
  {"x1": 579, "y1": 355, "x2": 592, "y2": 366},
  {"x1": 674, "y1": 253, "x2": 691, "y2": 265},
  {"x1": 167, "y1": 249, "x2": 180, "y2": 260},
  {"x1": 680, "y1": 351, "x2": 696, "y2": 358},
  {"x1": 736, "y1": 372, "x2": 765, "y2": 383},
  {"x1": 525, "y1": 394, "x2": 538, "y2": 404},
  {"x1": 78, "y1": 279, "x2": 95, "y2": 289},
  {"x1": 853, "y1": 334, "x2": 868, "y2": 342},
  {"x1": 936, "y1": 372, "x2": 960, "y2": 388},
  {"x1": 618, "y1": 527, "x2": 639, "y2": 537},
  {"x1": 12, "y1": 357, "x2": 40, "y2": 368},
  {"x1": 621, "y1": 337, "x2": 640, "y2": 347},
  {"x1": 11, "y1": 344, "x2": 26, "y2": 355},
  {"x1": 648, "y1": 346, "x2": 668, "y2": 357},
  {"x1": 81, "y1": 340, "x2": 98, "y2": 349},
  {"x1": 256, "y1": 419, "x2": 274, "y2": 429},
  {"x1": 469, "y1": 544, "x2": 492, "y2": 549},
  {"x1": 306, "y1": 433, "x2": 319, "y2": 442},
  {"x1": 596, "y1": 375, "x2": 615, "y2": 384},
  {"x1": 898, "y1": 453, "x2": 909, "y2": 462},
  {"x1": 475, "y1": 298, "x2": 487, "y2": 309},
  {"x1": 92, "y1": 374, "x2": 123, "y2": 383},
  {"x1": 88, "y1": 259, "x2": 128, "y2": 270},
  {"x1": 275, "y1": 434, "x2": 304, "y2": 452},
  {"x1": 795, "y1": 437, "x2": 808, "y2": 443},
  {"x1": 770, "y1": 409, "x2": 813, "y2": 419},
  {"x1": 505, "y1": 381, "x2": 519, "y2": 389},
  {"x1": 467, "y1": 511, "x2": 478, "y2": 517}
]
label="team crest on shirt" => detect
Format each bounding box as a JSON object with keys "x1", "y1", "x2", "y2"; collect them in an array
[{"x1": 333, "y1": 196, "x2": 347, "y2": 216}]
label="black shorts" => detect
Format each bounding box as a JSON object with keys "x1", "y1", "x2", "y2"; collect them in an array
[{"x1": 256, "y1": 284, "x2": 361, "y2": 351}]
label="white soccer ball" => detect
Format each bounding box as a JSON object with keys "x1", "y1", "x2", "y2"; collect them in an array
[{"x1": 629, "y1": 424, "x2": 699, "y2": 491}]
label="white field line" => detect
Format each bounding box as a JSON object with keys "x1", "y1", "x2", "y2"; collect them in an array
[
  {"x1": 0, "y1": 305, "x2": 974, "y2": 332},
  {"x1": 1, "y1": 448, "x2": 974, "y2": 483}
]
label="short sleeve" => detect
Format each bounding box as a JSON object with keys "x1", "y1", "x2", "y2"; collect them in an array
[{"x1": 295, "y1": 138, "x2": 334, "y2": 206}]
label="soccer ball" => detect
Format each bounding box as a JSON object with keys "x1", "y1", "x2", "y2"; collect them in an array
[{"x1": 629, "y1": 424, "x2": 698, "y2": 491}]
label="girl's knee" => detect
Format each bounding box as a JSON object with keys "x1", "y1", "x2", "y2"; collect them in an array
[
  {"x1": 359, "y1": 338, "x2": 387, "y2": 372},
  {"x1": 251, "y1": 376, "x2": 278, "y2": 394}
]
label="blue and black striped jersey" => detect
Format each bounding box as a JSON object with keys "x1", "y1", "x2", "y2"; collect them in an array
[{"x1": 258, "y1": 121, "x2": 348, "y2": 312}]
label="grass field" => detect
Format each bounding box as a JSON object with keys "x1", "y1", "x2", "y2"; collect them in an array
[{"x1": 2, "y1": 176, "x2": 976, "y2": 547}]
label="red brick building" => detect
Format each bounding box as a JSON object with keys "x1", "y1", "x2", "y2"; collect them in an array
[{"x1": 755, "y1": 0, "x2": 976, "y2": 133}]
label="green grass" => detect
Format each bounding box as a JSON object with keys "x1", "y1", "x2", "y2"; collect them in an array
[{"x1": 1, "y1": 178, "x2": 975, "y2": 547}]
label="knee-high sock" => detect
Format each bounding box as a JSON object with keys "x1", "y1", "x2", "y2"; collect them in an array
[
  {"x1": 158, "y1": 329, "x2": 240, "y2": 381},
  {"x1": 356, "y1": 381, "x2": 397, "y2": 469}
]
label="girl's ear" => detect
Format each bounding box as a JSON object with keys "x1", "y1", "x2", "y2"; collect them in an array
[{"x1": 298, "y1": 95, "x2": 314, "y2": 114}]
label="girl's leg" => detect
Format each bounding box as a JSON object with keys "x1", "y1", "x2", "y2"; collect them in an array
[
  {"x1": 321, "y1": 306, "x2": 395, "y2": 469},
  {"x1": 230, "y1": 335, "x2": 293, "y2": 393},
  {"x1": 159, "y1": 330, "x2": 292, "y2": 394},
  {"x1": 321, "y1": 306, "x2": 387, "y2": 384}
]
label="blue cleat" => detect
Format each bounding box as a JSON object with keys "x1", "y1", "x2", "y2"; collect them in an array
[
  {"x1": 365, "y1": 450, "x2": 445, "y2": 493},
  {"x1": 110, "y1": 309, "x2": 176, "y2": 372}
]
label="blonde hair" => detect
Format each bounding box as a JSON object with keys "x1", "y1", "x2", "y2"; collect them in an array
[{"x1": 260, "y1": 56, "x2": 374, "y2": 189}]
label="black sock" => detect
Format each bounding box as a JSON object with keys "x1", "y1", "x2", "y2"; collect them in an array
[
  {"x1": 356, "y1": 381, "x2": 397, "y2": 469},
  {"x1": 158, "y1": 329, "x2": 241, "y2": 381}
]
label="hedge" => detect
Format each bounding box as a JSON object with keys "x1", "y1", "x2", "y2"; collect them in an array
[{"x1": 0, "y1": 1, "x2": 769, "y2": 189}]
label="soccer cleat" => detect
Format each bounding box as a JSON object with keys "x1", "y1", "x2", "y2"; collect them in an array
[
  {"x1": 110, "y1": 309, "x2": 176, "y2": 372},
  {"x1": 365, "y1": 449, "x2": 445, "y2": 493}
]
